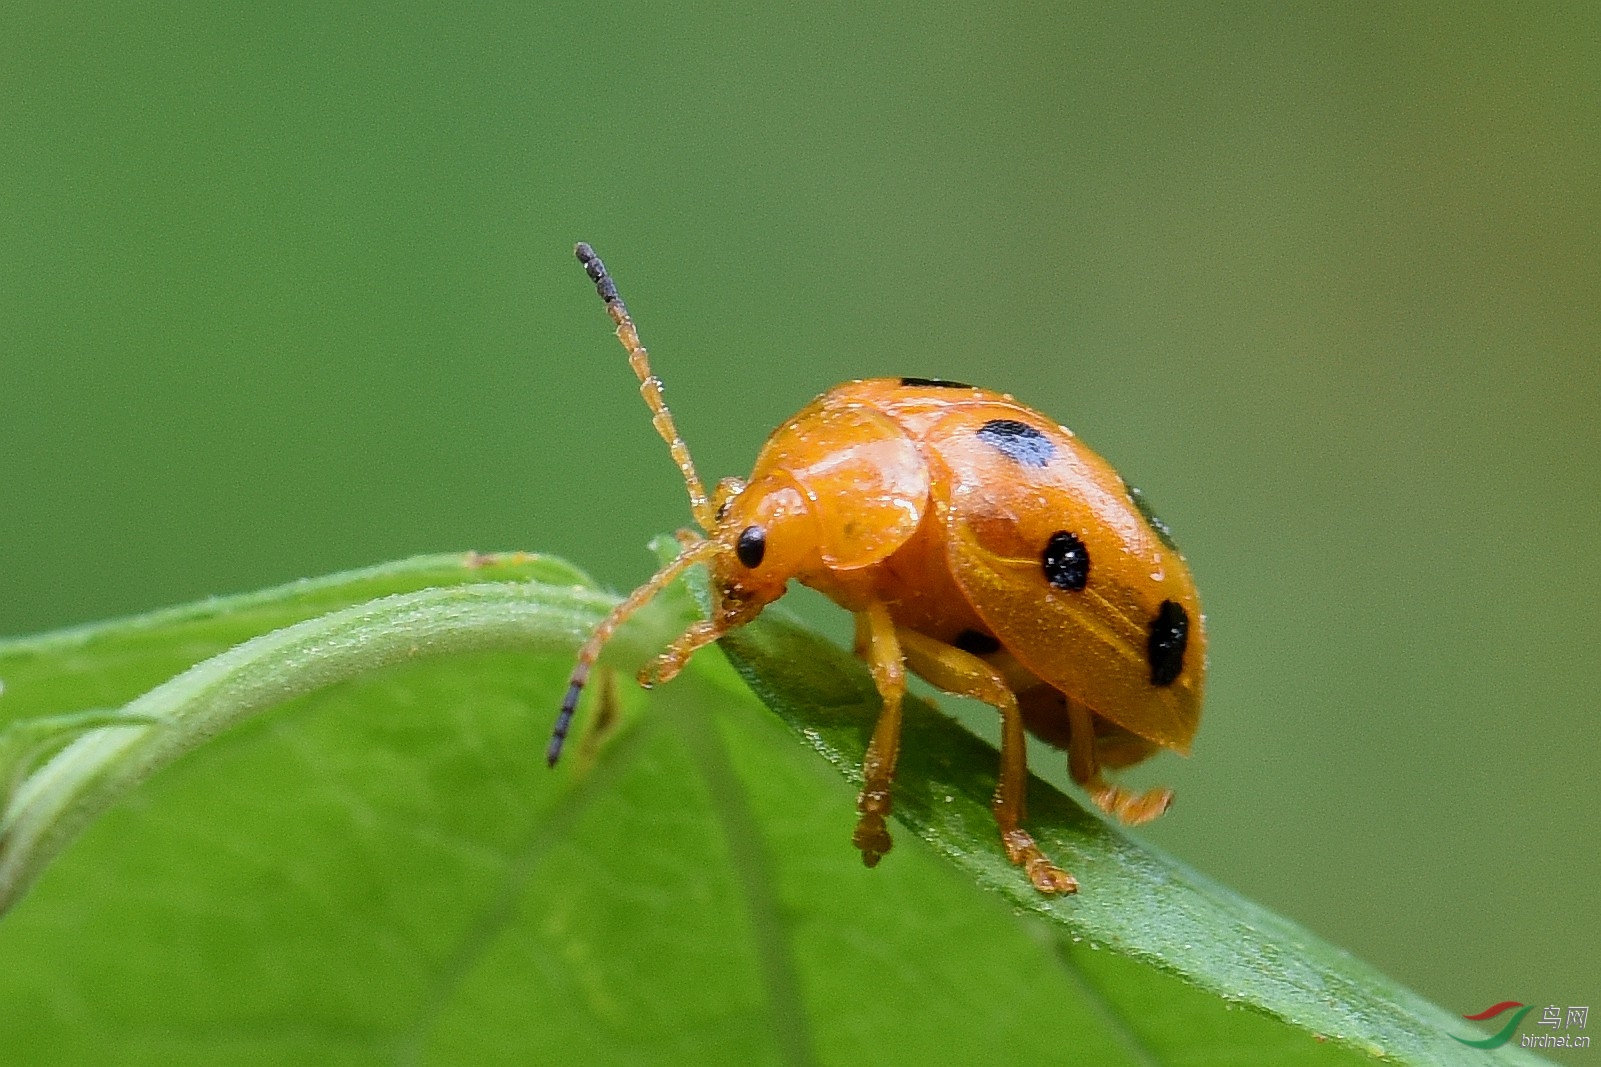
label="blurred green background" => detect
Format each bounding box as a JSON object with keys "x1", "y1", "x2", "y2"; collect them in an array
[{"x1": 2, "y1": 1, "x2": 1595, "y2": 1020}]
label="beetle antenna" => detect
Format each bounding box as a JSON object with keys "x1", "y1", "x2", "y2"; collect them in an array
[
  {"x1": 574, "y1": 243, "x2": 715, "y2": 531},
  {"x1": 548, "y1": 538, "x2": 723, "y2": 766}
]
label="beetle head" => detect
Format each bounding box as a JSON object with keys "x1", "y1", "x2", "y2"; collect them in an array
[{"x1": 707, "y1": 472, "x2": 821, "y2": 609}]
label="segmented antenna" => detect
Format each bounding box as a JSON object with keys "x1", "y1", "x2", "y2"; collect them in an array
[
  {"x1": 573, "y1": 243, "x2": 714, "y2": 531},
  {"x1": 550, "y1": 245, "x2": 727, "y2": 767},
  {"x1": 547, "y1": 538, "x2": 722, "y2": 766}
]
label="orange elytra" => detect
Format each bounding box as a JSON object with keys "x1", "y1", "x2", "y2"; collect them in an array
[{"x1": 549, "y1": 243, "x2": 1206, "y2": 894}]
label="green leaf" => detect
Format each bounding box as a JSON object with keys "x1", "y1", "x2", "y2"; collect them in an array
[{"x1": 0, "y1": 553, "x2": 1550, "y2": 1065}]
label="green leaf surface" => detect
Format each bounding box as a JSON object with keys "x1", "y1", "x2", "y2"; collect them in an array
[{"x1": 0, "y1": 554, "x2": 1550, "y2": 1065}]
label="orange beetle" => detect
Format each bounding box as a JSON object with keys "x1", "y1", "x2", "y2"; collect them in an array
[{"x1": 550, "y1": 244, "x2": 1205, "y2": 894}]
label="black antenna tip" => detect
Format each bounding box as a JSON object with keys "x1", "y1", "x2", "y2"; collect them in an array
[
  {"x1": 573, "y1": 242, "x2": 620, "y2": 305},
  {"x1": 547, "y1": 677, "x2": 586, "y2": 767}
]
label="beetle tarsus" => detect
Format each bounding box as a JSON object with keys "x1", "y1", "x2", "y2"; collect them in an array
[
  {"x1": 852, "y1": 809, "x2": 894, "y2": 867},
  {"x1": 1089, "y1": 782, "x2": 1174, "y2": 827},
  {"x1": 1001, "y1": 828, "x2": 1078, "y2": 895},
  {"x1": 853, "y1": 784, "x2": 896, "y2": 864}
]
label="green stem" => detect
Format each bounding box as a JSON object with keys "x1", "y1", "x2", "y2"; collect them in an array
[{"x1": 0, "y1": 581, "x2": 616, "y2": 916}]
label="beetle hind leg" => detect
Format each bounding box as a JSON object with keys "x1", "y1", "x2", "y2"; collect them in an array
[{"x1": 1064, "y1": 701, "x2": 1173, "y2": 826}]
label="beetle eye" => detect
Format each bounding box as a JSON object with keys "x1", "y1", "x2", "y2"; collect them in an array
[{"x1": 736, "y1": 525, "x2": 767, "y2": 568}]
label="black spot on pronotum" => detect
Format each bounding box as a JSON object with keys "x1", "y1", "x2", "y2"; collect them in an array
[
  {"x1": 899, "y1": 376, "x2": 973, "y2": 390},
  {"x1": 953, "y1": 629, "x2": 1001, "y2": 656},
  {"x1": 1147, "y1": 599, "x2": 1189, "y2": 687},
  {"x1": 736, "y1": 525, "x2": 767, "y2": 568},
  {"x1": 976, "y1": 418, "x2": 1055, "y2": 468},
  {"x1": 1041, "y1": 531, "x2": 1090, "y2": 591}
]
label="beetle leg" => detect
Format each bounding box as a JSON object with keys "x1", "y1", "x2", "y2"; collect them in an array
[
  {"x1": 851, "y1": 613, "x2": 871, "y2": 657},
  {"x1": 640, "y1": 591, "x2": 768, "y2": 689},
  {"x1": 852, "y1": 601, "x2": 904, "y2": 867},
  {"x1": 897, "y1": 629, "x2": 1077, "y2": 895},
  {"x1": 1065, "y1": 700, "x2": 1173, "y2": 826}
]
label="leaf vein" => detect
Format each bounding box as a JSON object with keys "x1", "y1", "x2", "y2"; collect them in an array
[
  {"x1": 675, "y1": 694, "x2": 818, "y2": 1067},
  {"x1": 391, "y1": 716, "x2": 661, "y2": 1067},
  {"x1": 1051, "y1": 934, "x2": 1166, "y2": 1067}
]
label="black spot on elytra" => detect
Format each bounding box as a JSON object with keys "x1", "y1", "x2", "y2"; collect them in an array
[
  {"x1": 1041, "y1": 531, "x2": 1090, "y2": 591},
  {"x1": 953, "y1": 629, "x2": 1001, "y2": 656},
  {"x1": 976, "y1": 419, "x2": 1055, "y2": 468},
  {"x1": 1147, "y1": 599, "x2": 1189, "y2": 686},
  {"x1": 899, "y1": 376, "x2": 973, "y2": 390}
]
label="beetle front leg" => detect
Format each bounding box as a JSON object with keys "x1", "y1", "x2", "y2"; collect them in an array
[{"x1": 852, "y1": 601, "x2": 905, "y2": 866}]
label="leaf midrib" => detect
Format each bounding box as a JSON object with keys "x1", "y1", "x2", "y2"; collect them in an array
[
  {"x1": 391, "y1": 711, "x2": 669, "y2": 1066},
  {"x1": 676, "y1": 686, "x2": 817, "y2": 1067}
]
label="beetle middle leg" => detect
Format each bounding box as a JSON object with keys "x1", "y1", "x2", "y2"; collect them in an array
[{"x1": 896, "y1": 629, "x2": 1077, "y2": 895}]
